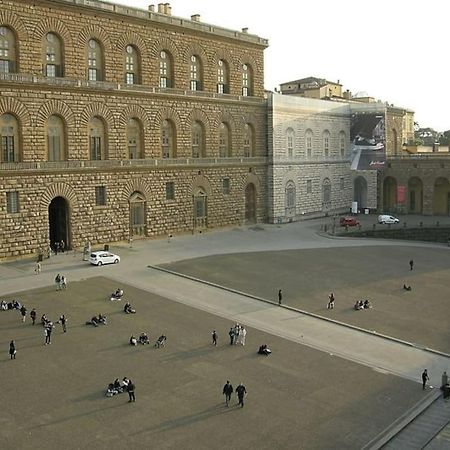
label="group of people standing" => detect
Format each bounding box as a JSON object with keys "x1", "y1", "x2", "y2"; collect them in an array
[
  {"x1": 228, "y1": 323, "x2": 247, "y2": 346},
  {"x1": 54, "y1": 273, "x2": 67, "y2": 290}
]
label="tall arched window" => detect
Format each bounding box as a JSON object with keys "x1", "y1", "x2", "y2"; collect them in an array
[
  {"x1": 189, "y1": 55, "x2": 202, "y2": 91},
  {"x1": 124, "y1": 45, "x2": 140, "y2": 85},
  {"x1": 0, "y1": 113, "x2": 20, "y2": 162},
  {"x1": 47, "y1": 115, "x2": 65, "y2": 161},
  {"x1": 242, "y1": 64, "x2": 253, "y2": 96},
  {"x1": 0, "y1": 26, "x2": 17, "y2": 73},
  {"x1": 191, "y1": 121, "x2": 205, "y2": 158},
  {"x1": 87, "y1": 39, "x2": 103, "y2": 81},
  {"x1": 89, "y1": 117, "x2": 106, "y2": 160},
  {"x1": 127, "y1": 118, "x2": 143, "y2": 159},
  {"x1": 339, "y1": 131, "x2": 346, "y2": 158},
  {"x1": 286, "y1": 128, "x2": 294, "y2": 158},
  {"x1": 159, "y1": 50, "x2": 172, "y2": 88},
  {"x1": 243, "y1": 123, "x2": 254, "y2": 157},
  {"x1": 44, "y1": 32, "x2": 63, "y2": 77},
  {"x1": 129, "y1": 191, "x2": 147, "y2": 236},
  {"x1": 322, "y1": 178, "x2": 331, "y2": 208},
  {"x1": 305, "y1": 129, "x2": 313, "y2": 158},
  {"x1": 161, "y1": 119, "x2": 175, "y2": 158},
  {"x1": 285, "y1": 181, "x2": 296, "y2": 218},
  {"x1": 323, "y1": 130, "x2": 330, "y2": 157},
  {"x1": 219, "y1": 122, "x2": 231, "y2": 157},
  {"x1": 217, "y1": 59, "x2": 229, "y2": 94}
]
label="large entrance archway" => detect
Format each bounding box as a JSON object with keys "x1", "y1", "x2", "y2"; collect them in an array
[
  {"x1": 353, "y1": 176, "x2": 367, "y2": 209},
  {"x1": 408, "y1": 177, "x2": 423, "y2": 214},
  {"x1": 383, "y1": 177, "x2": 397, "y2": 212},
  {"x1": 433, "y1": 177, "x2": 450, "y2": 215},
  {"x1": 244, "y1": 183, "x2": 256, "y2": 224},
  {"x1": 49, "y1": 196, "x2": 70, "y2": 251}
]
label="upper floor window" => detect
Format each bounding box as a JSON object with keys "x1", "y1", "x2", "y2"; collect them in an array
[
  {"x1": 89, "y1": 117, "x2": 106, "y2": 160},
  {"x1": 124, "y1": 45, "x2": 140, "y2": 85},
  {"x1": 159, "y1": 50, "x2": 172, "y2": 88},
  {"x1": 243, "y1": 123, "x2": 254, "y2": 157},
  {"x1": 47, "y1": 115, "x2": 66, "y2": 161},
  {"x1": 305, "y1": 129, "x2": 313, "y2": 158},
  {"x1": 0, "y1": 26, "x2": 16, "y2": 73},
  {"x1": 242, "y1": 64, "x2": 253, "y2": 96},
  {"x1": 44, "y1": 32, "x2": 63, "y2": 77},
  {"x1": 161, "y1": 119, "x2": 175, "y2": 158},
  {"x1": 339, "y1": 131, "x2": 346, "y2": 158},
  {"x1": 189, "y1": 55, "x2": 202, "y2": 91},
  {"x1": 87, "y1": 39, "x2": 103, "y2": 81},
  {"x1": 217, "y1": 59, "x2": 229, "y2": 94},
  {"x1": 127, "y1": 118, "x2": 143, "y2": 159},
  {"x1": 1, "y1": 113, "x2": 20, "y2": 162},
  {"x1": 323, "y1": 130, "x2": 330, "y2": 157},
  {"x1": 191, "y1": 121, "x2": 205, "y2": 158},
  {"x1": 286, "y1": 128, "x2": 294, "y2": 158},
  {"x1": 219, "y1": 122, "x2": 231, "y2": 157}
]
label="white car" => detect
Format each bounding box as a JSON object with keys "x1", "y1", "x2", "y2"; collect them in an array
[
  {"x1": 378, "y1": 214, "x2": 399, "y2": 224},
  {"x1": 89, "y1": 251, "x2": 120, "y2": 266}
]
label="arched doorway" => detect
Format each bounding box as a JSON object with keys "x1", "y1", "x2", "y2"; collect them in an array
[
  {"x1": 193, "y1": 187, "x2": 207, "y2": 229},
  {"x1": 383, "y1": 177, "x2": 397, "y2": 212},
  {"x1": 129, "y1": 191, "x2": 147, "y2": 237},
  {"x1": 49, "y1": 196, "x2": 70, "y2": 251},
  {"x1": 353, "y1": 176, "x2": 367, "y2": 209},
  {"x1": 432, "y1": 177, "x2": 450, "y2": 215},
  {"x1": 408, "y1": 177, "x2": 423, "y2": 214},
  {"x1": 245, "y1": 183, "x2": 256, "y2": 224}
]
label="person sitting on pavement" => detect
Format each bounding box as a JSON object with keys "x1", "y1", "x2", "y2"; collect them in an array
[
  {"x1": 363, "y1": 299, "x2": 372, "y2": 309},
  {"x1": 403, "y1": 284, "x2": 412, "y2": 291},
  {"x1": 0, "y1": 300, "x2": 7, "y2": 310},
  {"x1": 354, "y1": 300, "x2": 364, "y2": 310},
  {"x1": 129, "y1": 335, "x2": 137, "y2": 346},
  {"x1": 138, "y1": 332, "x2": 150, "y2": 345},
  {"x1": 155, "y1": 334, "x2": 167, "y2": 348},
  {"x1": 98, "y1": 314, "x2": 107, "y2": 324},
  {"x1": 110, "y1": 289, "x2": 124, "y2": 301},
  {"x1": 258, "y1": 344, "x2": 272, "y2": 356},
  {"x1": 123, "y1": 302, "x2": 136, "y2": 314}
]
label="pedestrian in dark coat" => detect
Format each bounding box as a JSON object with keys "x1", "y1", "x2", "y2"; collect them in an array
[
  {"x1": 236, "y1": 383, "x2": 247, "y2": 408},
  {"x1": 127, "y1": 380, "x2": 136, "y2": 402},
  {"x1": 9, "y1": 340, "x2": 16, "y2": 359},
  {"x1": 59, "y1": 314, "x2": 67, "y2": 333},
  {"x1": 30, "y1": 308, "x2": 37, "y2": 325},
  {"x1": 278, "y1": 289, "x2": 282, "y2": 306},
  {"x1": 422, "y1": 369, "x2": 429, "y2": 390},
  {"x1": 20, "y1": 305, "x2": 27, "y2": 323},
  {"x1": 409, "y1": 259, "x2": 414, "y2": 271},
  {"x1": 212, "y1": 330, "x2": 218, "y2": 346},
  {"x1": 223, "y1": 381, "x2": 233, "y2": 406},
  {"x1": 228, "y1": 327, "x2": 235, "y2": 345}
]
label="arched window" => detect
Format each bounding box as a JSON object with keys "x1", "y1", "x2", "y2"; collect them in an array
[
  {"x1": 89, "y1": 117, "x2": 106, "y2": 160},
  {"x1": 339, "y1": 131, "x2": 346, "y2": 158},
  {"x1": 191, "y1": 121, "x2": 204, "y2": 158},
  {"x1": 44, "y1": 32, "x2": 63, "y2": 77},
  {"x1": 305, "y1": 129, "x2": 313, "y2": 158},
  {"x1": 323, "y1": 130, "x2": 330, "y2": 157},
  {"x1": 242, "y1": 64, "x2": 253, "y2": 96},
  {"x1": 87, "y1": 39, "x2": 104, "y2": 81},
  {"x1": 0, "y1": 26, "x2": 17, "y2": 73},
  {"x1": 161, "y1": 119, "x2": 176, "y2": 158},
  {"x1": 47, "y1": 115, "x2": 66, "y2": 161},
  {"x1": 243, "y1": 123, "x2": 254, "y2": 157},
  {"x1": 189, "y1": 55, "x2": 202, "y2": 91},
  {"x1": 219, "y1": 122, "x2": 231, "y2": 157},
  {"x1": 127, "y1": 118, "x2": 143, "y2": 159},
  {"x1": 0, "y1": 113, "x2": 20, "y2": 162},
  {"x1": 124, "y1": 45, "x2": 140, "y2": 85},
  {"x1": 159, "y1": 50, "x2": 172, "y2": 88},
  {"x1": 286, "y1": 128, "x2": 294, "y2": 158},
  {"x1": 322, "y1": 178, "x2": 331, "y2": 206},
  {"x1": 217, "y1": 59, "x2": 229, "y2": 94}
]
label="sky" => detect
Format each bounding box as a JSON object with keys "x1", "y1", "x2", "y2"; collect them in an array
[{"x1": 103, "y1": 0, "x2": 449, "y2": 131}]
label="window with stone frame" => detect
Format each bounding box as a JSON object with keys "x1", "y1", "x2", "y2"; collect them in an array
[
  {"x1": 89, "y1": 117, "x2": 106, "y2": 160},
  {"x1": 322, "y1": 178, "x2": 331, "y2": 206},
  {"x1": 44, "y1": 32, "x2": 63, "y2": 77},
  {"x1": 0, "y1": 26, "x2": 16, "y2": 73},
  {"x1": 242, "y1": 63, "x2": 253, "y2": 96},
  {"x1": 6, "y1": 191, "x2": 19, "y2": 213},
  {"x1": 219, "y1": 122, "x2": 231, "y2": 157},
  {"x1": 323, "y1": 130, "x2": 330, "y2": 158},
  {"x1": 340, "y1": 177, "x2": 345, "y2": 191},
  {"x1": 161, "y1": 119, "x2": 176, "y2": 158},
  {"x1": 217, "y1": 59, "x2": 229, "y2": 94},
  {"x1": 189, "y1": 55, "x2": 202, "y2": 91},
  {"x1": 87, "y1": 38, "x2": 103, "y2": 81},
  {"x1": 222, "y1": 178, "x2": 230, "y2": 195},
  {"x1": 129, "y1": 191, "x2": 146, "y2": 236},
  {"x1": 124, "y1": 45, "x2": 140, "y2": 85},
  {"x1": 306, "y1": 179, "x2": 312, "y2": 194},
  {"x1": 286, "y1": 128, "x2": 294, "y2": 158},
  {"x1": 243, "y1": 123, "x2": 254, "y2": 157},
  {"x1": 95, "y1": 186, "x2": 107, "y2": 206},
  {"x1": 159, "y1": 50, "x2": 172, "y2": 88},
  {"x1": 1, "y1": 113, "x2": 20, "y2": 162},
  {"x1": 339, "y1": 131, "x2": 346, "y2": 158},
  {"x1": 165, "y1": 181, "x2": 175, "y2": 200},
  {"x1": 127, "y1": 118, "x2": 143, "y2": 159},
  {"x1": 305, "y1": 129, "x2": 313, "y2": 158},
  {"x1": 47, "y1": 115, "x2": 66, "y2": 161},
  {"x1": 191, "y1": 121, "x2": 204, "y2": 158}
]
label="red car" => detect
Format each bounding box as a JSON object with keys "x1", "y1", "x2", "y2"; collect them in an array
[{"x1": 340, "y1": 216, "x2": 360, "y2": 227}]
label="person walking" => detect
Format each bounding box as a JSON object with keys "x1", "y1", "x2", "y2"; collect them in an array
[
  {"x1": 278, "y1": 289, "x2": 283, "y2": 306},
  {"x1": 212, "y1": 330, "x2": 218, "y2": 346},
  {"x1": 127, "y1": 380, "x2": 136, "y2": 402},
  {"x1": 228, "y1": 327, "x2": 235, "y2": 345},
  {"x1": 35, "y1": 261, "x2": 41, "y2": 275},
  {"x1": 30, "y1": 308, "x2": 37, "y2": 325},
  {"x1": 20, "y1": 305, "x2": 27, "y2": 323},
  {"x1": 422, "y1": 369, "x2": 429, "y2": 390},
  {"x1": 60, "y1": 275, "x2": 67, "y2": 290},
  {"x1": 55, "y1": 273, "x2": 61, "y2": 290},
  {"x1": 442, "y1": 371, "x2": 449, "y2": 389},
  {"x1": 222, "y1": 380, "x2": 233, "y2": 406},
  {"x1": 44, "y1": 322, "x2": 53, "y2": 345},
  {"x1": 240, "y1": 327, "x2": 247, "y2": 346},
  {"x1": 59, "y1": 314, "x2": 67, "y2": 333},
  {"x1": 236, "y1": 383, "x2": 247, "y2": 408},
  {"x1": 409, "y1": 259, "x2": 414, "y2": 271},
  {"x1": 9, "y1": 340, "x2": 16, "y2": 359},
  {"x1": 327, "y1": 292, "x2": 335, "y2": 309},
  {"x1": 60, "y1": 239, "x2": 65, "y2": 253}
]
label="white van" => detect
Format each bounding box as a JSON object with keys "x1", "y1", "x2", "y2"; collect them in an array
[{"x1": 378, "y1": 214, "x2": 399, "y2": 224}]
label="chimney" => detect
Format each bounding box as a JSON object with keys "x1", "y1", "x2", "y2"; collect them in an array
[
  {"x1": 242, "y1": 27, "x2": 248, "y2": 33},
  {"x1": 148, "y1": 4, "x2": 154, "y2": 12},
  {"x1": 164, "y1": 3, "x2": 171, "y2": 15},
  {"x1": 191, "y1": 14, "x2": 200, "y2": 22},
  {"x1": 157, "y1": 3, "x2": 164, "y2": 13}
]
